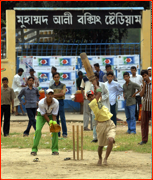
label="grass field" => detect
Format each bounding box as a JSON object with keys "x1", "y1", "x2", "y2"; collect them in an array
[{"x1": 1, "y1": 130, "x2": 151, "y2": 153}]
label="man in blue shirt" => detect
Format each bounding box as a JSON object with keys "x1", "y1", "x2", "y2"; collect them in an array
[
  {"x1": 105, "y1": 71, "x2": 123, "y2": 126},
  {"x1": 18, "y1": 77, "x2": 40, "y2": 137},
  {"x1": 94, "y1": 63, "x2": 105, "y2": 82}
]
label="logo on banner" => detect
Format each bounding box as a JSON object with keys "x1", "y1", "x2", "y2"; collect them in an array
[
  {"x1": 102, "y1": 58, "x2": 114, "y2": 65},
  {"x1": 60, "y1": 73, "x2": 71, "y2": 80},
  {"x1": 65, "y1": 87, "x2": 72, "y2": 94},
  {"x1": 38, "y1": 58, "x2": 50, "y2": 66},
  {"x1": 38, "y1": 72, "x2": 50, "y2": 82},
  {"x1": 123, "y1": 57, "x2": 134, "y2": 64},
  {"x1": 60, "y1": 58, "x2": 71, "y2": 66}
]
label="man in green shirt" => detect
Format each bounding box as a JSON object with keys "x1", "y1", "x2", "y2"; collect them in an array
[{"x1": 123, "y1": 72, "x2": 141, "y2": 134}]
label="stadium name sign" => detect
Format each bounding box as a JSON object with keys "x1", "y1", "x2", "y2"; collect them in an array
[{"x1": 16, "y1": 10, "x2": 142, "y2": 29}]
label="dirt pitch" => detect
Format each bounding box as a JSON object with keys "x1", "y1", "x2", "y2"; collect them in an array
[{"x1": 1, "y1": 122, "x2": 152, "y2": 179}]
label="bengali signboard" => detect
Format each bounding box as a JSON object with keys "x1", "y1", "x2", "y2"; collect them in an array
[{"x1": 16, "y1": 10, "x2": 142, "y2": 29}]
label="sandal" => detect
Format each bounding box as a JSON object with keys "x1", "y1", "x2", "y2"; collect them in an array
[
  {"x1": 31, "y1": 152, "x2": 37, "y2": 156},
  {"x1": 52, "y1": 152, "x2": 59, "y2": 155}
]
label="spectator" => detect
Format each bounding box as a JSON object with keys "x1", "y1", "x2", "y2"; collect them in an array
[
  {"x1": 50, "y1": 72, "x2": 67, "y2": 138},
  {"x1": 105, "y1": 71, "x2": 123, "y2": 126},
  {"x1": 130, "y1": 66, "x2": 143, "y2": 121},
  {"x1": 103, "y1": 64, "x2": 117, "y2": 82},
  {"x1": 123, "y1": 72, "x2": 141, "y2": 134},
  {"x1": 25, "y1": 69, "x2": 39, "y2": 88},
  {"x1": 138, "y1": 70, "x2": 151, "y2": 145},
  {"x1": 80, "y1": 76, "x2": 92, "y2": 131},
  {"x1": 31, "y1": 89, "x2": 59, "y2": 156},
  {"x1": 1, "y1": 77, "x2": 16, "y2": 137},
  {"x1": 49, "y1": 66, "x2": 57, "y2": 87},
  {"x1": 76, "y1": 71, "x2": 84, "y2": 90},
  {"x1": 147, "y1": 67, "x2": 152, "y2": 80},
  {"x1": 90, "y1": 72, "x2": 110, "y2": 142},
  {"x1": 12, "y1": 68, "x2": 26, "y2": 116},
  {"x1": 18, "y1": 77, "x2": 40, "y2": 137},
  {"x1": 94, "y1": 63, "x2": 105, "y2": 82}
]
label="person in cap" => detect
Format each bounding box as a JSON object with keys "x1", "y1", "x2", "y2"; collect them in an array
[
  {"x1": 25, "y1": 69, "x2": 39, "y2": 88},
  {"x1": 147, "y1": 67, "x2": 152, "y2": 80},
  {"x1": 18, "y1": 77, "x2": 40, "y2": 137},
  {"x1": 31, "y1": 89, "x2": 59, "y2": 156},
  {"x1": 87, "y1": 81, "x2": 116, "y2": 166}
]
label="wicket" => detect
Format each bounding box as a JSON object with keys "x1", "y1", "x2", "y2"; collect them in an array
[{"x1": 72, "y1": 125, "x2": 83, "y2": 160}]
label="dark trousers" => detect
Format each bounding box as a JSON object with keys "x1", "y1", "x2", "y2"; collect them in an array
[
  {"x1": 24, "y1": 108, "x2": 37, "y2": 135},
  {"x1": 57, "y1": 99, "x2": 67, "y2": 137},
  {"x1": 141, "y1": 110, "x2": 151, "y2": 142},
  {"x1": 1, "y1": 105, "x2": 10, "y2": 135},
  {"x1": 110, "y1": 103, "x2": 116, "y2": 125},
  {"x1": 135, "y1": 96, "x2": 142, "y2": 120}
]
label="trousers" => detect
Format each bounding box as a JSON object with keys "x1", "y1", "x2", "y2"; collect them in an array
[{"x1": 1, "y1": 105, "x2": 10, "y2": 135}]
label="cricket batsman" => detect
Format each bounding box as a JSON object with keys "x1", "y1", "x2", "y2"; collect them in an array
[
  {"x1": 86, "y1": 81, "x2": 116, "y2": 166},
  {"x1": 31, "y1": 89, "x2": 60, "y2": 156}
]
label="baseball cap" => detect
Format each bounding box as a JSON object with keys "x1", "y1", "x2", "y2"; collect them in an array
[
  {"x1": 46, "y1": 89, "x2": 54, "y2": 94},
  {"x1": 86, "y1": 90, "x2": 94, "y2": 97},
  {"x1": 147, "y1": 67, "x2": 151, "y2": 70},
  {"x1": 29, "y1": 68, "x2": 35, "y2": 72}
]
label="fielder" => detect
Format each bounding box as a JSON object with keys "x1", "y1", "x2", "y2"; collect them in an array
[
  {"x1": 31, "y1": 89, "x2": 59, "y2": 156},
  {"x1": 87, "y1": 82, "x2": 116, "y2": 166}
]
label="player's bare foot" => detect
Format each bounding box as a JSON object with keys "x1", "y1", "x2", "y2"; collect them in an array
[
  {"x1": 97, "y1": 158, "x2": 102, "y2": 166},
  {"x1": 103, "y1": 158, "x2": 108, "y2": 166}
]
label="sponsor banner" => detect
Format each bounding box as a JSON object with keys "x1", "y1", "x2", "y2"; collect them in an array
[
  {"x1": 117, "y1": 70, "x2": 132, "y2": 80},
  {"x1": 101, "y1": 57, "x2": 114, "y2": 66},
  {"x1": 117, "y1": 55, "x2": 139, "y2": 66},
  {"x1": 52, "y1": 56, "x2": 77, "y2": 66},
  {"x1": 33, "y1": 56, "x2": 54, "y2": 67},
  {"x1": 65, "y1": 86, "x2": 76, "y2": 95},
  {"x1": 57, "y1": 71, "x2": 76, "y2": 81},
  {"x1": 61, "y1": 80, "x2": 76, "y2": 87},
  {"x1": 37, "y1": 72, "x2": 51, "y2": 84}
]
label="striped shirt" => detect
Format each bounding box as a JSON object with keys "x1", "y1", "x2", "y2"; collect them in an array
[{"x1": 142, "y1": 82, "x2": 152, "y2": 111}]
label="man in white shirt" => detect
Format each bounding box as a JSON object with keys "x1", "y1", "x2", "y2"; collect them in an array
[
  {"x1": 31, "y1": 89, "x2": 59, "y2": 156},
  {"x1": 90, "y1": 72, "x2": 110, "y2": 142},
  {"x1": 80, "y1": 76, "x2": 92, "y2": 131},
  {"x1": 49, "y1": 66, "x2": 57, "y2": 87},
  {"x1": 105, "y1": 71, "x2": 123, "y2": 126},
  {"x1": 12, "y1": 68, "x2": 26, "y2": 116},
  {"x1": 130, "y1": 66, "x2": 143, "y2": 121},
  {"x1": 147, "y1": 67, "x2": 152, "y2": 81}
]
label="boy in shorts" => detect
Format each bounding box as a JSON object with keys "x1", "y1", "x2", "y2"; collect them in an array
[{"x1": 87, "y1": 83, "x2": 116, "y2": 166}]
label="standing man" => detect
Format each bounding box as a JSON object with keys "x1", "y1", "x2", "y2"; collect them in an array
[
  {"x1": 25, "y1": 69, "x2": 39, "y2": 88},
  {"x1": 49, "y1": 66, "x2": 57, "y2": 87},
  {"x1": 147, "y1": 67, "x2": 152, "y2": 80},
  {"x1": 103, "y1": 64, "x2": 117, "y2": 82},
  {"x1": 130, "y1": 66, "x2": 143, "y2": 121},
  {"x1": 12, "y1": 68, "x2": 26, "y2": 116},
  {"x1": 31, "y1": 89, "x2": 59, "y2": 155},
  {"x1": 80, "y1": 76, "x2": 92, "y2": 131},
  {"x1": 18, "y1": 77, "x2": 40, "y2": 137},
  {"x1": 87, "y1": 85, "x2": 116, "y2": 166},
  {"x1": 76, "y1": 71, "x2": 84, "y2": 90},
  {"x1": 50, "y1": 72, "x2": 67, "y2": 138},
  {"x1": 105, "y1": 71, "x2": 123, "y2": 126},
  {"x1": 94, "y1": 63, "x2": 105, "y2": 82},
  {"x1": 138, "y1": 70, "x2": 151, "y2": 145},
  {"x1": 90, "y1": 72, "x2": 110, "y2": 142},
  {"x1": 1, "y1": 77, "x2": 16, "y2": 137},
  {"x1": 123, "y1": 72, "x2": 141, "y2": 134}
]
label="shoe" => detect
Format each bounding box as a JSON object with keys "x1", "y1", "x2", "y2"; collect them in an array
[
  {"x1": 4, "y1": 134, "x2": 9, "y2": 137},
  {"x1": 126, "y1": 131, "x2": 131, "y2": 134},
  {"x1": 31, "y1": 152, "x2": 37, "y2": 156},
  {"x1": 63, "y1": 135, "x2": 67, "y2": 138},
  {"x1": 23, "y1": 134, "x2": 29, "y2": 137},
  {"x1": 52, "y1": 152, "x2": 59, "y2": 155},
  {"x1": 138, "y1": 141, "x2": 147, "y2": 145},
  {"x1": 131, "y1": 132, "x2": 136, "y2": 134},
  {"x1": 84, "y1": 128, "x2": 90, "y2": 131},
  {"x1": 91, "y1": 139, "x2": 98, "y2": 143}
]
